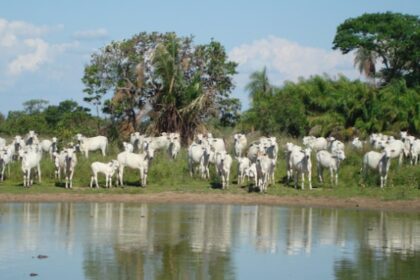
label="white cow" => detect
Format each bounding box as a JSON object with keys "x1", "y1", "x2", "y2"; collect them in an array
[
  {"x1": 123, "y1": 142, "x2": 134, "y2": 152},
  {"x1": 21, "y1": 146, "x2": 42, "y2": 187},
  {"x1": 117, "y1": 150, "x2": 151, "y2": 187},
  {"x1": 352, "y1": 137, "x2": 364, "y2": 150},
  {"x1": 244, "y1": 163, "x2": 258, "y2": 186},
  {"x1": 0, "y1": 149, "x2": 12, "y2": 181},
  {"x1": 233, "y1": 133, "x2": 247, "y2": 157},
  {"x1": 208, "y1": 136, "x2": 226, "y2": 153},
  {"x1": 247, "y1": 142, "x2": 263, "y2": 163},
  {"x1": 56, "y1": 148, "x2": 78, "y2": 189},
  {"x1": 303, "y1": 136, "x2": 328, "y2": 152},
  {"x1": 255, "y1": 152, "x2": 274, "y2": 192},
  {"x1": 380, "y1": 140, "x2": 405, "y2": 166},
  {"x1": 290, "y1": 148, "x2": 312, "y2": 190},
  {"x1": 215, "y1": 151, "x2": 232, "y2": 189},
  {"x1": 40, "y1": 137, "x2": 58, "y2": 158},
  {"x1": 409, "y1": 139, "x2": 420, "y2": 165},
  {"x1": 168, "y1": 133, "x2": 181, "y2": 159},
  {"x1": 188, "y1": 142, "x2": 208, "y2": 178},
  {"x1": 25, "y1": 130, "x2": 39, "y2": 146},
  {"x1": 76, "y1": 134, "x2": 108, "y2": 158},
  {"x1": 130, "y1": 132, "x2": 145, "y2": 152},
  {"x1": 90, "y1": 160, "x2": 120, "y2": 188},
  {"x1": 327, "y1": 137, "x2": 345, "y2": 152},
  {"x1": 362, "y1": 148, "x2": 393, "y2": 188},
  {"x1": 236, "y1": 156, "x2": 251, "y2": 186},
  {"x1": 316, "y1": 149, "x2": 346, "y2": 185},
  {"x1": 285, "y1": 142, "x2": 302, "y2": 183}
]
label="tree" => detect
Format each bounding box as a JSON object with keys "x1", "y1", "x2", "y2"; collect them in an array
[
  {"x1": 82, "y1": 32, "x2": 237, "y2": 142},
  {"x1": 354, "y1": 47, "x2": 377, "y2": 85},
  {"x1": 23, "y1": 99, "x2": 49, "y2": 114},
  {"x1": 333, "y1": 12, "x2": 420, "y2": 85}
]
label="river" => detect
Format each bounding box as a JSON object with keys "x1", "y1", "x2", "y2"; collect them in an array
[{"x1": 0, "y1": 202, "x2": 419, "y2": 279}]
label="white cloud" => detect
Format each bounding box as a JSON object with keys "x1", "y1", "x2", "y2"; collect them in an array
[
  {"x1": 73, "y1": 28, "x2": 108, "y2": 40},
  {"x1": 8, "y1": 38, "x2": 49, "y2": 75},
  {"x1": 0, "y1": 18, "x2": 80, "y2": 80},
  {"x1": 229, "y1": 36, "x2": 357, "y2": 88}
]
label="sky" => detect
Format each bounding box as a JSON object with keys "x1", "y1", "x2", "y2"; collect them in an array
[{"x1": 0, "y1": 0, "x2": 418, "y2": 114}]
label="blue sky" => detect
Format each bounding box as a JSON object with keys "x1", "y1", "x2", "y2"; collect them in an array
[{"x1": 0, "y1": 0, "x2": 418, "y2": 114}]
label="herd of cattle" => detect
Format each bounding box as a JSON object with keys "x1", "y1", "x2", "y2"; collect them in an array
[{"x1": 0, "y1": 130, "x2": 419, "y2": 191}]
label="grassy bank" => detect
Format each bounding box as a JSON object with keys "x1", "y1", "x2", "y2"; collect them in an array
[{"x1": 0, "y1": 136, "x2": 419, "y2": 203}]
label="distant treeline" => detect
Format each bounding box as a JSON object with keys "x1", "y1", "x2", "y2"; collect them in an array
[
  {"x1": 239, "y1": 73, "x2": 420, "y2": 139},
  {"x1": 0, "y1": 100, "x2": 101, "y2": 140}
]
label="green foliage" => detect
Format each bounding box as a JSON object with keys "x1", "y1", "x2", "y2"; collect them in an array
[
  {"x1": 82, "y1": 32, "x2": 237, "y2": 142},
  {"x1": 241, "y1": 73, "x2": 420, "y2": 138},
  {"x1": 333, "y1": 12, "x2": 420, "y2": 86},
  {"x1": 0, "y1": 100, "x2": 99, "y2": 141}
]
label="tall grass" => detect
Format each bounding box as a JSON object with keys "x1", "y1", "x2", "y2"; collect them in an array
[{"x1": 0, "y1": 135, "x2": 419, "y2": 201}]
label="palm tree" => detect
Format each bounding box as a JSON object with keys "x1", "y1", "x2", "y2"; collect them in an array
[
  {"x1": 246, "y1": 67, "x2": 272, "y2": 102},
  {"x1": 354, "y1": 47, "x2": 377, "y2": 85}
]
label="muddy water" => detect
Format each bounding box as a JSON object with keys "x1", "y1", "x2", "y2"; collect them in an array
[{"x1": 0, "y1": 203, "x2": 419, "y2": 279}]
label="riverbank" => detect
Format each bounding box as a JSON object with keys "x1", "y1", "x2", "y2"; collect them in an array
[{"x1": 1, "y1": 192, "x2": 420, "y2": 212}]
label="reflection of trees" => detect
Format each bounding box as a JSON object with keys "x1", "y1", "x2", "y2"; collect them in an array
[
  {"x1": 82, "y1": 203, "x2": 235, "y2": 280},
  {"x1": 334, "y1": 211, "x2": 420, "y2": 280}
]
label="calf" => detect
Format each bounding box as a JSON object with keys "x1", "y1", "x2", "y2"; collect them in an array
[
  {"x1": 255, "y1": 152, "x2": 274, "y2": 192},
  {"x1": 90, "y1": 160, "x2": 120, "y2": 188},
  {"x1": 351, "y1": 137, "x2": 364, "y2": 150}
]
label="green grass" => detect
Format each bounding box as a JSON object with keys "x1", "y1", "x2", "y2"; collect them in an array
[{"x1": 0, "y1": 138, "x2": 419, "y2": 202}]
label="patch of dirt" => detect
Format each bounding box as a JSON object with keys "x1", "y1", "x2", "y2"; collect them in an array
[{"x1": 0, "y1": 192, "x2": 419, "y2": 212}]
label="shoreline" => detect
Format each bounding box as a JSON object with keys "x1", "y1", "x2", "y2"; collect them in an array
[{"x1": 0, "y1": 192, "x2": 419, "y2": 213}]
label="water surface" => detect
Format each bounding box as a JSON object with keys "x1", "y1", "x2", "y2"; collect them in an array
[{"x1": 0, "y1": 202, "x2": 419, "y2": 279}]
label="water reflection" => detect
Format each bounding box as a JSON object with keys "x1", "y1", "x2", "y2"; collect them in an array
[{"x1": 0, "y1": 203, "x2": 419, "y2": 279}]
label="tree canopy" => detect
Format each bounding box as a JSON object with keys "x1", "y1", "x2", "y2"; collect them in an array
[
  {"x1": 82, "y1": 32, "x2": 238, "y2": 142},
  {"x1": 333, "y1": 12, "x2": 420, "y2": 86}
]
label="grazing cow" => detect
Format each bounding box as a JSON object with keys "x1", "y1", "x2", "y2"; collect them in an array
[
  {"x1": 21, "y1": 146, "x2": 42, "y2": 187},
  {"x1": 352, "y1": 137, "x2": 364, "y2": 150},
  {"x1": 409, "y1": 139, "x2": 420, "y2": 165},
  {"x1": 215, "y1": 151, "x2": 232, "y2": 189},
  {"x1": 56, "y1": 148, "x2": 78, "y2": 189},
  {"x1": 255, "y1": 152, "x2": 274, "y2": 192},
  {"x1": 117, "y1": 150, "x2": 152, "y2": 187},
  {"x1": 290, "y1": 148, "x2": 312, "y2": 190},
  {"x1": 236, "y1": 156, "x2": 251, "y2": 186},
  {"x1": 362, "y1": 148, "x2": 393, "y2": 188},
  {"x1": 90, "y1": 160, "x2": 120, "y2": 188},
  {"x1": 76, "y1": 134, "x2": 108, "y2": 158},
  {"x1": 316, "y1": 149, "x2": 346, "y2": 185},
  {"x1": 303, "y1": 136, "x2": 328, "y2": 152},
  {"x1": 233, "y1": 133, "x2": 247, "y2": 157},
  {"x1": 123, "y1": 142, "x2": 134, "y2": 153}
]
